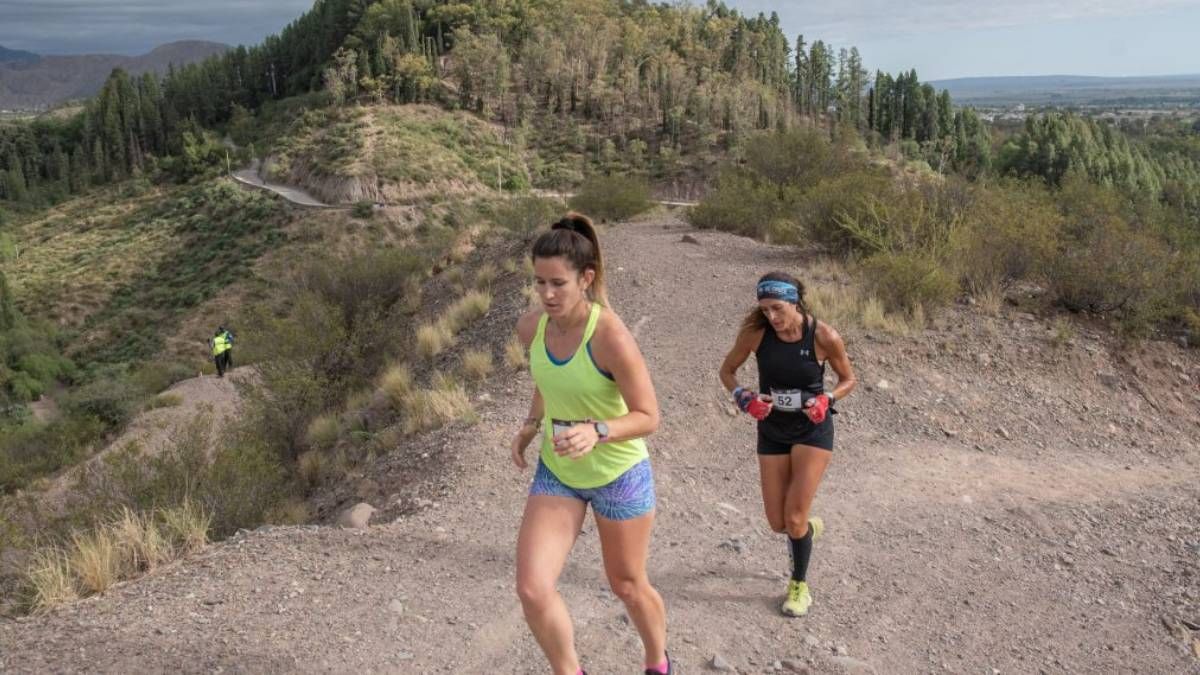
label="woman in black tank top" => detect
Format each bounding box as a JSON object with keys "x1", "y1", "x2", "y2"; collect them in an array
[{"x1": 718, "y1": 271, "x2": 857, "y2": 618}]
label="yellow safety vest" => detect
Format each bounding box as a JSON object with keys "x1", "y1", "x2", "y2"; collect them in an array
[{"x1": 212, "y1": 334, "x2": 229, "y2": 356}]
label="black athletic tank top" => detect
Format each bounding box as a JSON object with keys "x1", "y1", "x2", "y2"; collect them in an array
[{"x1": 756, "y1": 315, "x2": 826, "y2": 431}]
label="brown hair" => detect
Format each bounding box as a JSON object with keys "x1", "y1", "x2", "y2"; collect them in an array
[
  {"x1": 530, "y1": 212, "x2": 609, "y2": 306},
  {"x1": 741, "y1": 271, "x2": 810, "y2": 331}
]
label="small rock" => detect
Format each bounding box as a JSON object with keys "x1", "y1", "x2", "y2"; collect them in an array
[
  {"x1": 387, "y1": 599, "x2": 405, "y2": 615},
  {"x1": 780, "y1": 659, "x2": 807, "y2": 672},
  {"x1": 337, "y1": 502, "x2": 376, "y2": 529},
  {"x1": 719, "y1": 538, "x2": 747, "y2": 554},
  {"x1": 681, "y1": 234, "x2": 701, "y2": 245},
  {"x1": 941, "y1": 426, "x2": 958, "y2": 438},
  {"x1": 995, "y1": 426, "x2": 1011, "y2": 440},
  {"x1": 709, "y1": 653, "x2": 732, "y2": 671},
  {"x1": 875, "y1": 379, "x2": 891, "y2": 391},
  {"x1": 1177, "y1": 335, "x2": 1189, "y2": 349},
  {"x1": 835, "y1": 645, "x2": 849, "y2": 656}
]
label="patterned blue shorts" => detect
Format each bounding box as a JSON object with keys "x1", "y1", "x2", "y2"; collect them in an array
[{"x1": 530, "y1": 458, "x2": 656, "y2": 521}]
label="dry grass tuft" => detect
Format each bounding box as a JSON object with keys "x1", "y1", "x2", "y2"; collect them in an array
[
  {"x1": 416, "y1": 321, "x2": 455, "y2": 359},
  {"x1": 69, "y1": 529, "x2": 121, "y2": 595},
  {"x1": 25, "y1": 548, "x2": 78, "y2": 612},
  {"x1": 504, "y1": 334, "x2": 528, "y2": 370},
  {"x1": 111, "y1": 508, "x2": 171, "y2": 573},
  {"x1": 474, "y1": 263, "x2": 498, "y2": 290},
  {"x1": 444, "y1": 266, "x2": 466, "y2": 292},
  {"x1": 305, "y1": 413, "x2": 340, "y2": 451},
  {"x1": 401, "y1": 373, "x2": 475, "y2": 434},
  {"x1": 807, "y1": 275, "x2": 914, "y2": 336},
  {"x1": 378, "y1": 363, "x2": 414, "y2": 408},
  {"x1": 460, "y1": 349, "x2": 494, "y2": 382},
  {"x1": 444, "y1": 290, "x2": 492, "y2": 333},
  {"x1": 158, "y1": 501, "x2": 210, "y2": 555}
]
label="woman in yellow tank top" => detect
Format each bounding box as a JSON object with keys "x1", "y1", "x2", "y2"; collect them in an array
[{"x1": 510, "y1": 213, "x2": 672, "y2": 675}]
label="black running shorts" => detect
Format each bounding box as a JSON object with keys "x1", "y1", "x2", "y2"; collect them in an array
[{"x1": 757, "y1": 416, "x2": 834, "y2": 454}]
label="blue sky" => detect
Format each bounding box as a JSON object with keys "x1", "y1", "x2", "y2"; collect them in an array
[
  {"x1": 0, "y1": 0, "x2": 1197, "y2": 79},
  {"x1": 724, "y1": 0, "x2": 1200, "y2": 80}
]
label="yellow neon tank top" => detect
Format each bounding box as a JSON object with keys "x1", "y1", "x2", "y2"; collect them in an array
[{"x1": 530, "y1": 303, "x2": 649, "y2": 489}]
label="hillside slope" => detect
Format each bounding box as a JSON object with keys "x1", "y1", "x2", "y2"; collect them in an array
[{"x1": 1, "y1": 216, "x2": 1198, "y2": 673}]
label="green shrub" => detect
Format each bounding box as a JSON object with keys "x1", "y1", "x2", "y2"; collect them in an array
[
  {"x1": 952, "y1": 182, "x2": 1062, "y2": 295},
  {"x1": 569, "y1": 174, "x2": 653, "y2": 221},
  {"x1": 489, "y1": 195, "x2": 564, "y2": 235},
  {"x1": 743, "y1": 128, "x2": 846, "y2": 190},
  {"x1": 131, "y1": 361, "x2": 195, "y2": 395},
  {"x1": 62, "y1": 375, "x2": 140, "y2": 430},
  {"x1": 352, "y1": 200, "x2": 374, "y2": 219},
  {"x1": 859, "y1": 250, "x2": 957, "y2": 315},
  {"x1": 798, "y1": 168, "x2": 895, "y2": 253},
  {"x1": 688, "y1": 169, "x2": 795, "y2": 238},
  {"x1": 1045, "y1": 177, "x2": 1177, "y2": 320}
]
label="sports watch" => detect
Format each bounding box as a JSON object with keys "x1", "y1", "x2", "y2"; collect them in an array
[{"x1": 593, "y1": 420, "x2": 610, "y2": 442}]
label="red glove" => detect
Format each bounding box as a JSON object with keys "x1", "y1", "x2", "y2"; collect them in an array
[
  {"x1": 804, "y1": 394, "x2": 830, "y2": 424},
  {"x1": 734, "y1": 387, "x2": 773, "y2": 421},
  {"x1": 746, "y1": 397, "x2": 772, "y2": 421}
]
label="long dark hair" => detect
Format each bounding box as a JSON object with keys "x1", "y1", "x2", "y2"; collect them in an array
[
  {"x1": 531, "y1": 212, "x2": 609, "y2": 306},
  {"x1": 742, "y1": 271, "x2": 810, "y2": 332}
]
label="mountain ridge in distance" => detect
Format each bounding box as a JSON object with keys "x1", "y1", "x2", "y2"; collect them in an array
[{"x1": 0, "y1": 40, "x2": 230, "y2": 110}]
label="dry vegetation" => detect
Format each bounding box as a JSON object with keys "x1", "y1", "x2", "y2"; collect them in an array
[{"x1": 25, "y1": 502, "x2": 210, "y2": 612}]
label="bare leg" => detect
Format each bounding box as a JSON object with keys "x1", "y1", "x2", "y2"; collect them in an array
[
  {"x1": 783, "y1": 444, "x2": 833, "y2": 538},
  {"x1": 596, "y1": 510, "x2": 667, "y2": 668},
  {"x1": 516, "y1": 495, "x2": 588, "y2": 675},
  {"x1": 758, "y1": 454, "x2": 792, "y2": 534}
]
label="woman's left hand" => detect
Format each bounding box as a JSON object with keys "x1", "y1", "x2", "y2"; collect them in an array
[{"x1": 553, "y1": 423, "x2": 600, "y2": 459}]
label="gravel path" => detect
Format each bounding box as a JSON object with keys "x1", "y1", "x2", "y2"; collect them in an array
[{"x1": 3, "y1": 216, "x2": 1198, "y2": 674}]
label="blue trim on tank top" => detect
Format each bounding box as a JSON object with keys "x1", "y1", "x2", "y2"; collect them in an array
[
  {"x1": 587, "y1": 342, "x2": 615, "y2": 380},
  {"x1": 545, "y1": 342, "x2": 574, "y2": 365},
  {"x1": 544, "y1": 340, "x2": 613, "y2": 380}
]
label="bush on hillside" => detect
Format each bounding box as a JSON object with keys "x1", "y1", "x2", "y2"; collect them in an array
[
  {"x1": 488, "y1": 195, "x2": 565, "y2": 236},
  {"x1": 1045, "y1": 177, "x2": 1178, "y2": 327},
  {"x1": 568, "y1": 174, "x2": 653, "y2": 222},
  {"x1": 352, "y1": 200, "x2": 374, "y2": 219},
  {"x1": 797, "y1": 168, "x2": 894, "y2": 252},
  {"x1": 952, "y1": 182, "x2": 1062, "y2": 296},
  {"x1": 688, "y1": 169, "x2": 796, "y2": 239},
  {"x1": 859, "y1": 250, "x2": 957, "y2": 315},
  {"x1": 73, "y1": 416, "x2": 288, "y2": 538},
  {"x1": 743, "y1": 128, "x2": 845, "y2": 190}
]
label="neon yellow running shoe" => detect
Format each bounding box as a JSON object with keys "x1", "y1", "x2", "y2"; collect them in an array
[
  {"x1": 781, "y1": 580, "x2": 812, "y2": 617},
  {"x1": 808, "y1": 516, "x2": 824, "y2": 541}
]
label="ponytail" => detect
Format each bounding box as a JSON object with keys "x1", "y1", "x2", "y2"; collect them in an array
[{"x1": 531, "y1": 212, "x2": 609, "y2": 306}]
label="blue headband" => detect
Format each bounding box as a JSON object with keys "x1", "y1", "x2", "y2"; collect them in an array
[{"x1": 757, "y1": 280, "x2": 799, "y2": 303}]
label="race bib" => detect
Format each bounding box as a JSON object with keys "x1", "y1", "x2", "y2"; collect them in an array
[{"x1": 770, "y1": 389, "x2": 810, "y2": 412}]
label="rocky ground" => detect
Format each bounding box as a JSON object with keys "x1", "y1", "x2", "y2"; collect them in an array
[{"x1": 2, "y1": 215, "x2": 1198, "y2": 674}]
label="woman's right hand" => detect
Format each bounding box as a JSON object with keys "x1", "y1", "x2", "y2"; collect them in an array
[{"x1": 510, "y1": 423, "x2": 539, "y2": 469}]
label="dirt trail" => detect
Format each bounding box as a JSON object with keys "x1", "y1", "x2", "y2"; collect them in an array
[{"x1": 3, "y1": 217, "x2": 1198, "y2": 674}]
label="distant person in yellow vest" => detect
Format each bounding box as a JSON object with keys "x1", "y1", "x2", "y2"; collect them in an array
[
  {"x1": 510, "y1": 213, "x2": 672, "y2": 675},
  {"x1": 210, "y1": 326, "x2": 233, "y2": 378}
]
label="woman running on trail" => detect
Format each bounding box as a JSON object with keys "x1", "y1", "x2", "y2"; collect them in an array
[
  {"x1": 510, "y1": 213, "x2": 671, "y2": 675},
  {"x1": 719, "y1": 271, "x2": 857, "y2": 617}
]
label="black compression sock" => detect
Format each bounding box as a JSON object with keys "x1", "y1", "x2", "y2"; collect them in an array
[{"x1": 789, "y1": 528, "x2": 813, "y2": 582}]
